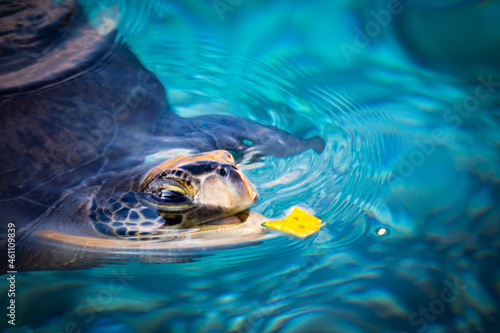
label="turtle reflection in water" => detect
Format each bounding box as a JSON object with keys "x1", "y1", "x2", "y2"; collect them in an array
[{"x1": 0, "y1": 0, "x2": 324, "y2": 272}]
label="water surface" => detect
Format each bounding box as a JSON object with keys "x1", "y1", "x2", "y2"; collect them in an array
[{"x1": 1, "y1": 0, "x2": 500, "y2": 332}]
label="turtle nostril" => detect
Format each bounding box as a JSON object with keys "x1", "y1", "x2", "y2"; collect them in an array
[
  {"x1": 217, "y1": 165, "x2": 232, "y2": 178},
  {"x1": 218, "y1": 168, "x2": 227, "y2": 177}
]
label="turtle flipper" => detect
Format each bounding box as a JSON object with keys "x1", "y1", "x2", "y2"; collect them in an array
[{"x1": 154, "y1": 113, "x2": 325, "y2": 160}]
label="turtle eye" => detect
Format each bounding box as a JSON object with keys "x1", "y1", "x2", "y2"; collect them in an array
[
  {"x1": 159, "y1": 189, "x2": 182, "y2": 199},
  {"x1": 139, "y1": 181, "x2": 194, "y2": 210},
  {"x1": 157, "y1": 185, "x2": 186, "y2": 200}
]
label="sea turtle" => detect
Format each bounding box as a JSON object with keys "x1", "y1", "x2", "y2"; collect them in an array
[
  {"x1": 7, "y1": 150, "x2": 272, "y2": 273},
  {"x1": 0, "y1": 0, "x2": 324, "y2": 267},
  {"x1": 0, "y1": 0, "x2": 324, "y2": 239}
]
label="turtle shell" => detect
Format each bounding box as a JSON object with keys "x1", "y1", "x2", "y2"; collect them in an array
[{"x1": 0, "y1": 0, "x2": 168, "y2": 233}]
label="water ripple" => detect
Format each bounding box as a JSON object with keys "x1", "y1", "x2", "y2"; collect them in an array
[{"x1": 5, "y1": 1, "x2": 499, "y2": 332}]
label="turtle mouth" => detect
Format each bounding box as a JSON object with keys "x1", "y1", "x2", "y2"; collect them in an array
[
  {"x1": 201, "y1": 209, "x2": 251, "y2": 226},
  {"x1": 202, "y1": 218, "x2": 242, "y2": 226}
]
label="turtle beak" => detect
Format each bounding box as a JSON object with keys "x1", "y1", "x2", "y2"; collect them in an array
[{"x1": 232, "y1": 165, "x2": 258, "y2": 204}]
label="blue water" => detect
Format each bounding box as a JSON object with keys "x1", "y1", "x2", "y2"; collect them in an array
[{"x1": 2, "y1": 0, "x2": 500, "y2": 332}]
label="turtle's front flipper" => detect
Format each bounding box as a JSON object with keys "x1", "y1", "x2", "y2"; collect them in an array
[{"x1": 154, "y1": 113, "x2": 325, "y2": 160}]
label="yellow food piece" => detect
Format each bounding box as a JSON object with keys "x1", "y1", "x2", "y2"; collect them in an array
[{"x1": 263, "y1": 207, "x2": 322, "y2": 238}]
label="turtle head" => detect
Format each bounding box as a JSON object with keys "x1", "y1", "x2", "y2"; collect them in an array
[{"x1": 139, "y1": 150, "x2": 257, "y2": 228}]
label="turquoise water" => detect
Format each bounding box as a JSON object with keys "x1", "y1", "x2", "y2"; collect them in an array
[{"x1": 2, "y1": 0, "x2": 500, "y2": 332}]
